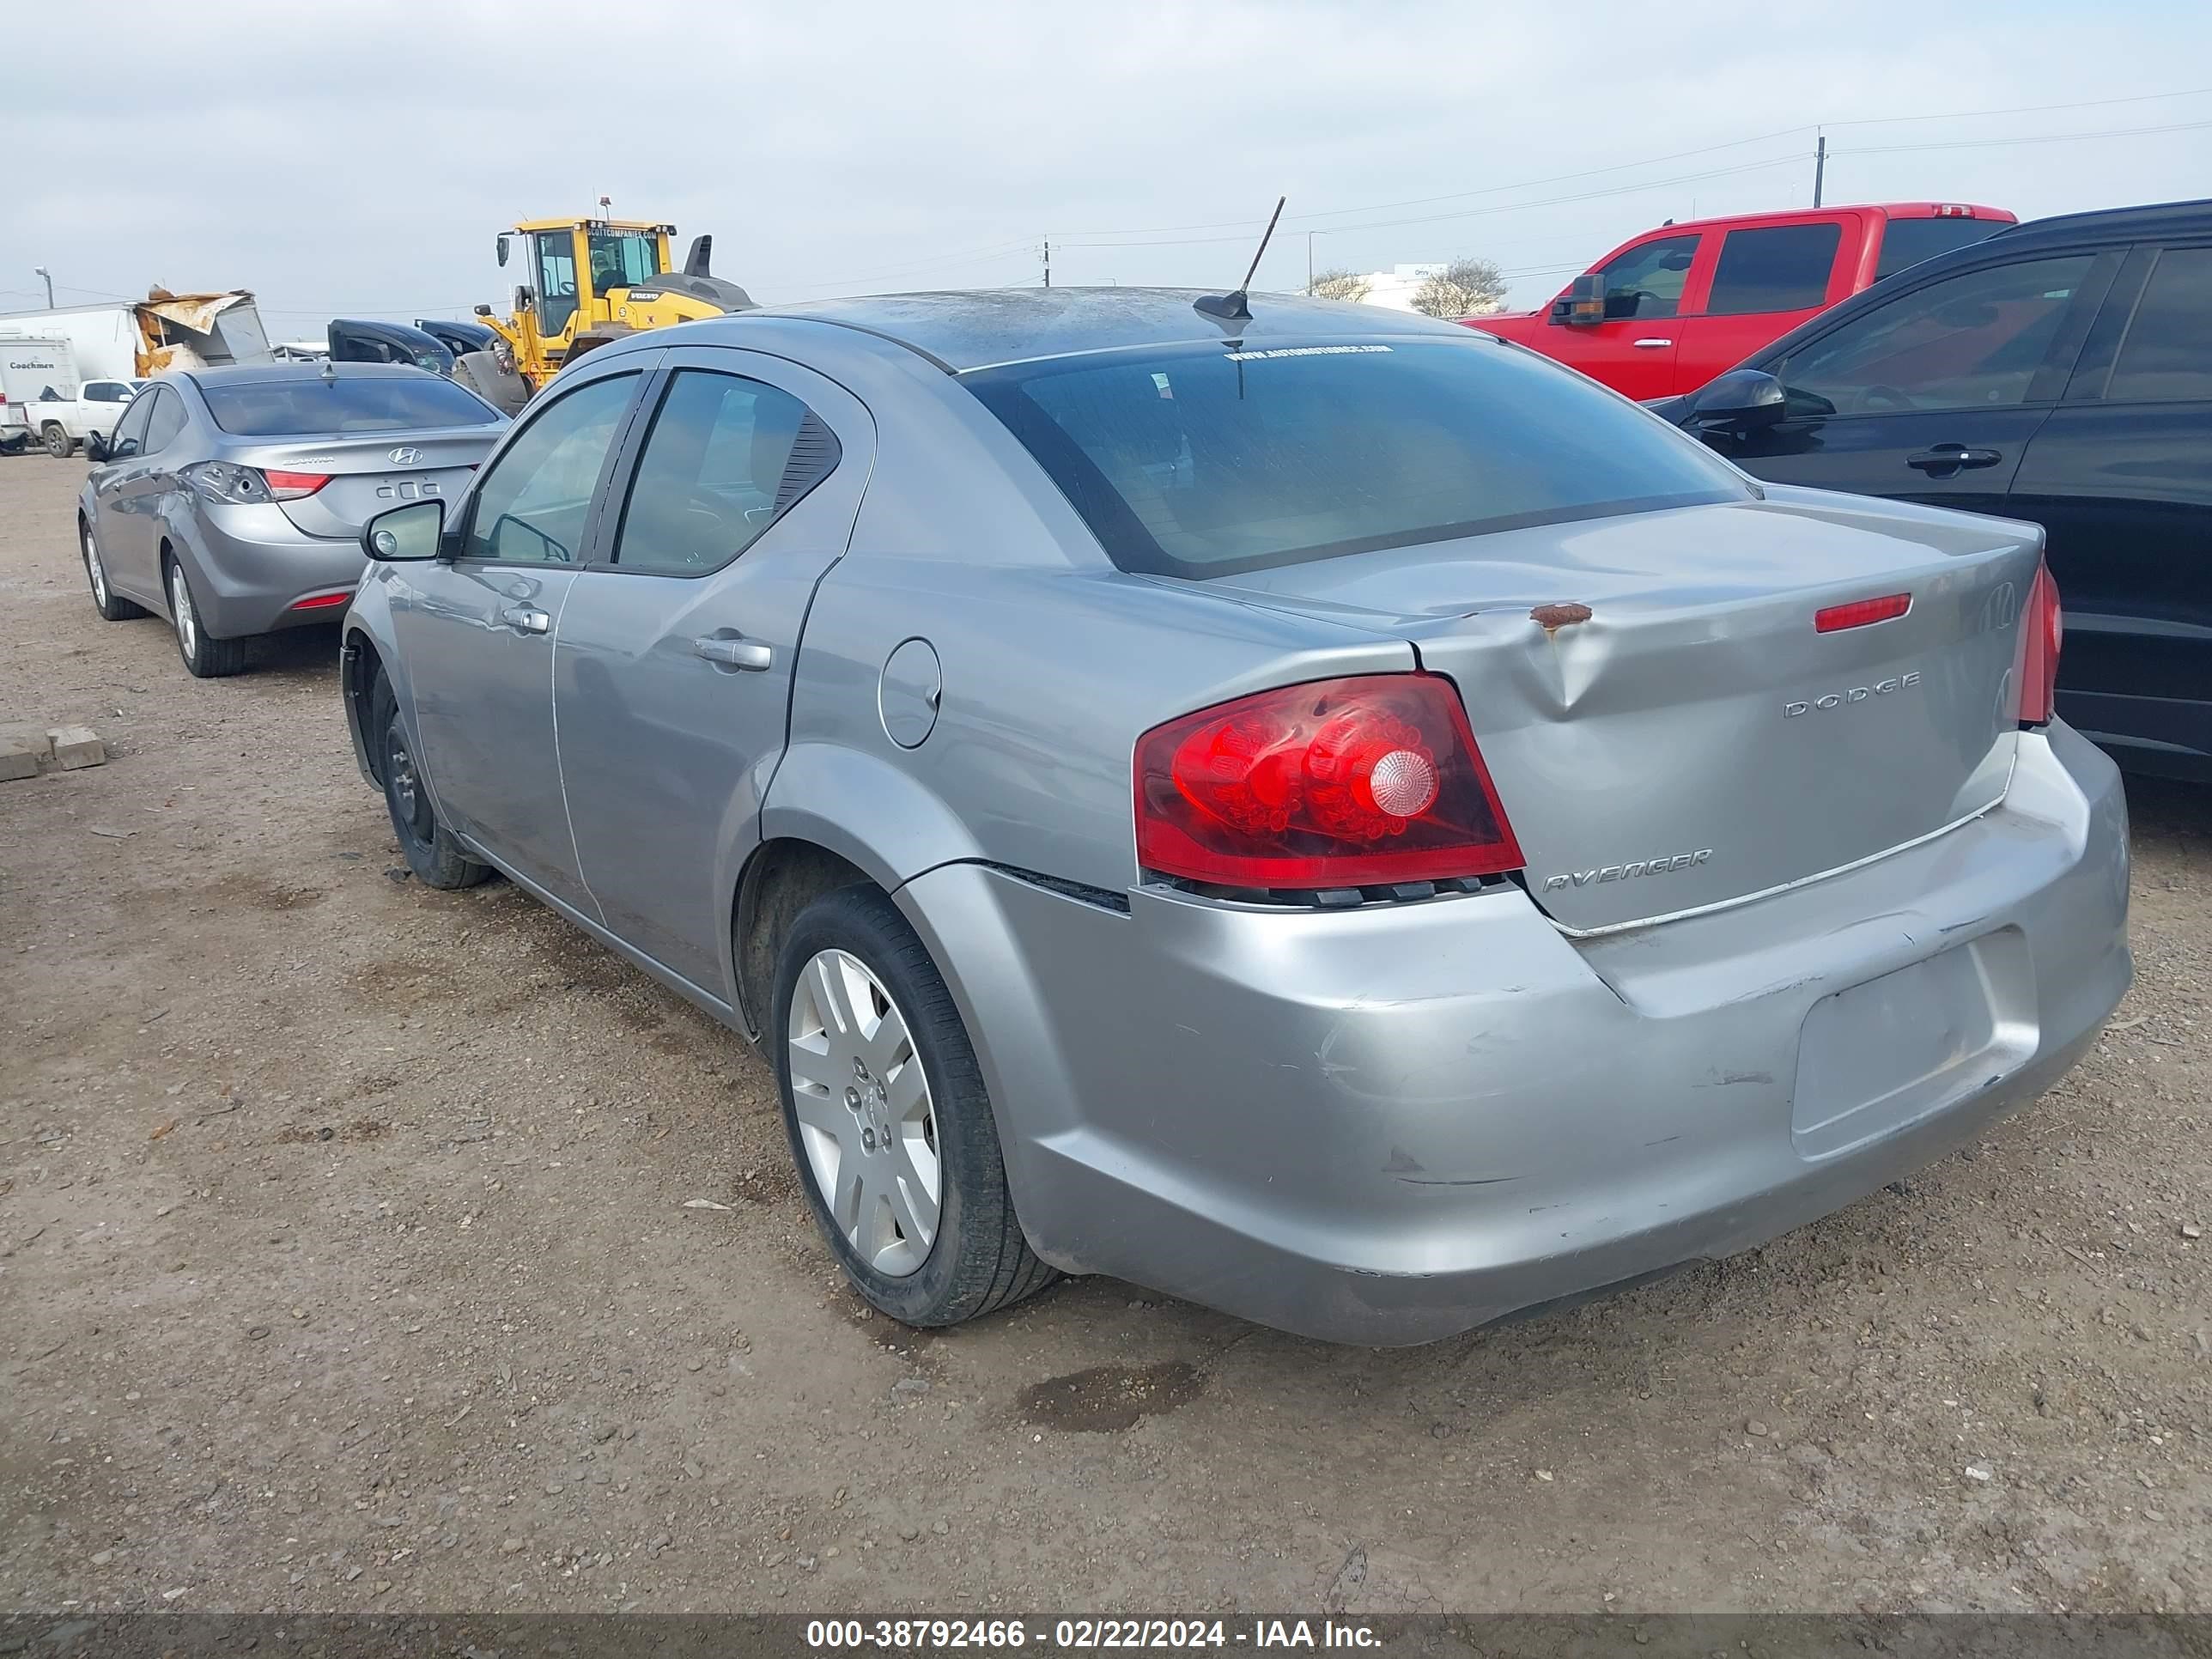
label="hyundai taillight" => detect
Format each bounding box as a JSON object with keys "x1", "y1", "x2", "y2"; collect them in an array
[
  {"x1": 1134, "y1": 673, "x2": 1524, "y2": 890},
  {"x1": 181, "y1": 462, "x2": 330, "y2": 505},
  {"x1": 2016, "y1": 561, "x2": 2063, "y2": 725}
]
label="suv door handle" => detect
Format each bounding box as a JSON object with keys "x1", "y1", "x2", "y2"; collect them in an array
[
  {"x1": 499, "y1": 605, "x2": 550, "y2": 635},
  {"x1": 693, "y1": 634, "x2": 772, "y2": 672},
  {"x1": 1632, "y1": 337, "x2": 1674, "y2": 348},
  {"x1": 1907, "y1": 445, "x2": 2003, "y2": 475}
]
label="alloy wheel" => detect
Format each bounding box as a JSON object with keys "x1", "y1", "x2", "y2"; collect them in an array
[
  {"x1": 786, "y1": 949, "x2": 942, "y2": 1277},
  {"x1": 170, "y1": 565, "x2": 197, "y2": 661},
  {"x1": 82, "y1": 525, "x2": 108, "y2": 607}
]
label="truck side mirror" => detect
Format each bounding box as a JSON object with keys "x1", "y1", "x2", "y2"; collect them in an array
[
  {"x1": 1681, "y1": 368, "x2": 1787, "y2": 434},
  {"x1": 1552, "y1": 273, "x2": 1607, "y2": 327},
  {"x1": 496, "y1": 234, "x2": 510, "y2": 268},
  {"x1": 472, "y1": 303, "x2": 495, "y2": 318}
]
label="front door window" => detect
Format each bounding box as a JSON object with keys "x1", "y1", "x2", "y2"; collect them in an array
[
  {"x1": 461, "y1": 373, "x2": 638, "y2": 564},
  {"x1": 535, "y1": 232, "x2": 580, "y2": 338}
]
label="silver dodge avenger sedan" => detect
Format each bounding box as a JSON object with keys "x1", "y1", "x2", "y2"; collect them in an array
[{"x1": 341, "y1": 289, "x2": 2129, "y2": 1345}]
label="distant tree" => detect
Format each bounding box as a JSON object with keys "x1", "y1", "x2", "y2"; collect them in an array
[
  {"x1": 1411, "y1": 257, "x2": 1507, "y2": 319},
  {"x1": 1307, "y1": 267, "x2": 1373, "y2": 303}
]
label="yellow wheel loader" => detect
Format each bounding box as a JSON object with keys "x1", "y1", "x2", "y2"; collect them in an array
[{"x1": 473, "y1": 217, "x2": 756, "y2": 395}]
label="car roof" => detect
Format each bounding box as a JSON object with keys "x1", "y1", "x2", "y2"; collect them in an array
[
  {"x1": 1990, "y1": 196, "x2": 2212, "y2": 249},
  {"x1": 678, "y1": 288, "x2": 1479, "y2": 374},
  {"x1": 180, "y1": 361, "x2": 446, "y2": 389}
]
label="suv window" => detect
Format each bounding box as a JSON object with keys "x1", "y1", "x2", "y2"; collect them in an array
[
  {"x1": 969, "y1": 337, "x2": 1748, "y2": 579},
  {"x1": 2106, "y1": 247, "x2": 2212, "y2": 404},
  {"x1": 1592, "y1": 234, "x2": 1700, "y2": 320},
  {"x1": 462, "y1": 373, "x2": 637, "y2": 565},
  {"x1": 1777, "y1": 254, "x2": 2094, "y2": 416},
  {"x1": 1705, "y1": 222, "x2": 1841, "y2": 316},
  {"x1": 611, "y1": 370, "x2": 838, "y2": 574},
  {"x1": 142, "y1": 386, "x2": 187, "y2": 453}
]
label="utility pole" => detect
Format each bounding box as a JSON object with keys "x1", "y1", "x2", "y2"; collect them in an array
[
  {"x1": 1042, "y1": 237, "x2": 1050, "y2": 288},
  {"x1": 34, "y1": 265, "x2": 53, "y2": 307},
  {"x1": 1307, "y1": 230, "x2": 1316, "y2": 294},
  {"x1": 1813, "y1": 131, "x2": 1826, "y2": 209}
]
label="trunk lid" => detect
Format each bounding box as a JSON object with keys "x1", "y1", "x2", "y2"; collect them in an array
[
  {"x1": 218, "y1": 427, "x2": 499, "y2": 538},
  {"x1": 1198, "y1": 491, "x2": 2042, "y2": 933}
]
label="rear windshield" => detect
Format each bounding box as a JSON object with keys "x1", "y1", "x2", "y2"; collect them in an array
[
  {"x1": 965, "y1": 337, "x2": 1748, "y2": 577},
  {"x1": 201, "y1": 374, "x2": 501, "y2": 437},
  {"x1": 1874, "y1": 216, "x2": 2010, "y2": 283}
]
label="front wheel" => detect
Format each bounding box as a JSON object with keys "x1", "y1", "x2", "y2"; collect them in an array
[
  {"x1": 773, "y1": 886, "x2": 1056, "y2": 1328},
  {"x1": 167, "y1": 558, "x2": 248, "y2": 678},
  {"x1": 374, "y1": 669, "x2": 491, "y2": 890}
]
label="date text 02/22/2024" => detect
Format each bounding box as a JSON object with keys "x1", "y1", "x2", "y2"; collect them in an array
[{"x1": 804, "y1": 1620, "x2": 1382, "y2": 1650}]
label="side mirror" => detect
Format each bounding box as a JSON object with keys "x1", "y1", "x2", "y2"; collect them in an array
[
  {"x1": 1681, "y1": 368, "x2": 1787, "y2": 434},
  {"x1": 472, "y1": 302, "x2": 495, "y2": 318},
  {"x1": 83, "y1": 430, "x2": 110, "y2": 464},
  {"x1": 362, "y1": 500, "x2": 446, "y2": 562},
  {"x1": 496, "y1": 234, "x2": 510, "y2": 268},
  {"x1": 1552, "y1": 273, "x2": 1607, "y2": 327}
]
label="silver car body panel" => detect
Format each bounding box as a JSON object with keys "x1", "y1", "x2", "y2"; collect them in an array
[{"x1": 338, "y1": 292, "x2": 2130, "y2": 1343}]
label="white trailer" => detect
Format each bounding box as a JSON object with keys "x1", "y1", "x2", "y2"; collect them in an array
[
  {"x1": 0, "y1": 337, "x2": 145, "y2": 457},
  {"x1": 0, "y1": 291, "x2": 273, "y2": 382}
]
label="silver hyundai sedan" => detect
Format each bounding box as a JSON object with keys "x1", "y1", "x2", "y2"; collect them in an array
[
  {"x1": 75, "y1": 362, "x2": 506, "y2": 677},
  {"x1": 340, "y1": 290, "x2": 2130, "y2": 1345}
]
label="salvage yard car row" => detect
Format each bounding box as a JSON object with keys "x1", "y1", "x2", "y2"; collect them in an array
[{"x1": 53, "y1": 198, "x2": 2207, "y2": 1342}]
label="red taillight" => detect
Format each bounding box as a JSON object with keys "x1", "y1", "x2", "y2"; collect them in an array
[
  {"x1": 1134, "y1": 673, "x2": 1524, "y2": 890},
  {"x1": 290, "y1": 590, "x2": 352, "y2": 611},
  {"x1": 2016, "y1": 562, "x2": 2063, "y2": 725},
  {"x1": 262, "y1": 469, "x2": 331, "y2": 499},
  {"x1": 1814, "y1": 592, "x2": 1911, "y2": 632}
]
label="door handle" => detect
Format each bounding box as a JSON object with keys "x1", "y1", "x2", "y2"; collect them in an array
[
  {"x1": 1906, "y1": 444, "x2": 2003, "y2": 475},
  {"x1": 1632, "y1": 337, "x2": 1674, "y2": 348},
  {"x1": 499, "y1": 605, "x2": 550, "y2": 635},
  {"x1": 693, "y1": 634, "x2": 773, "y2": 672}
]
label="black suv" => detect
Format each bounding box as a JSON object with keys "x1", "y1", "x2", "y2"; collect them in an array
[{"x1": 1660, "y1": 198, "x2": 2212, "y2": 781}]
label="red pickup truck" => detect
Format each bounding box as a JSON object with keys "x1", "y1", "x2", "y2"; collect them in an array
[{"x1": 1462, "y1": 202, "x2": 2015, "y2": 400}]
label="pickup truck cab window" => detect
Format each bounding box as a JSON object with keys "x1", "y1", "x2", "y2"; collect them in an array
[
  {"x1": 1593, "y1": 234, "x2": 1700, "y2": 320},
  {"x1": 1707, "y1": 222, "x2": 1843, "y2": 316}
]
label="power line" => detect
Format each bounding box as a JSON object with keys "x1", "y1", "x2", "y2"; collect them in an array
[{"x1": 1838, "y1": 117, "x2": 2212, "y2": 155}]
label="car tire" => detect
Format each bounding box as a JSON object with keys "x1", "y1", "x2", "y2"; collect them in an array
[
  {"x1": 81, "y1": 519, "x2": 145, "y2": 621},
  {"x1": 772, "y1": 885, "x2": 1057, "y2": 1328},
  {"x1": 42, "y1": 424, "x2": 71, "y2": 459},
  {"x1": 372, "y1": 668, "x2": 492, "y2": 890},
  {"x1": 166, "y1": 556, "x2": 249, "y2": 678}
]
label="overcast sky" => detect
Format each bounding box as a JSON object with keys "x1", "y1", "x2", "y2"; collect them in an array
[{"x1": 8, "y1": 0, "x2": 2210, "y2": 338}]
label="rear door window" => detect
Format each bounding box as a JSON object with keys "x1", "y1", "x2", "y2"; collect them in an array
[
  {"x1": 968, "y1": 337, "x2": 1747, "y2": 579},
  {"x1": 610, "y1": 369, "x2": 839, "y2": 574},
  {"x1": 141, "y1": 386, "x2": 187, "y2": 453},
  {"x1": 202, "y1": 375, "x2": 501, "y2": 436},
  {"x1": 1705, "y1": 223, "x2": 1842, "y2": 315},
  {"x1": 1777, "y1": 254, "x2": 2096, "y2": 416},
  {"x1": 2104, "y1": 246, "x2": 2212, "y2": 404}
]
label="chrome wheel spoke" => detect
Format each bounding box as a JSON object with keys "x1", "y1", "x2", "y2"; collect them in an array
[{"x1": 787, "y1": 946, "x2": 943, "y2": 1279}]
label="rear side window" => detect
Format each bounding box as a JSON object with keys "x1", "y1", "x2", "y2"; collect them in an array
[
  {"x1": 1705, "y1": 223, "x2": 1841, "y2": 316},
  {"x1": 2106, "y1": 247, "x2": 2212, "y2": 404},
  {"x1": 612, "y1": 370, "x2": 839, "y2": 574},
  {"x1": 201, "y1": 374, "x2": 501, "y2": 436},
  {"x1": 1873, "y1": 216, "x2": 2012, "y2": 283},
  {"x1": 142, "y1": 386, "x2": 187, "y2": 453},
  {"x1": 967, "y1": 338, "x2": 1748, "y2": 579}
]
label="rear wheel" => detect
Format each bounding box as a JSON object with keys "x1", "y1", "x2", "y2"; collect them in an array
[
  {"x1": 773, "y1": 886, "x2": 1056, "y2": 1328},
  {"x1": 42, "y1": 424, "x2": 70, "y2": 459},
  {"x1": 167, "y1": 557, "x2": 248, "y2": 678},
  {"x1": 81, "y1": 519, "x2": 144, "y2": 621},
  {"x1": 373, "y1": 669, "x2": 491, "y2": 889}
]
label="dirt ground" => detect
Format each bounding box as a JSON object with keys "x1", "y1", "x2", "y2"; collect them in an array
[{"x1": 2, "y1": 454, "x2": 2206, "y2": 1619}]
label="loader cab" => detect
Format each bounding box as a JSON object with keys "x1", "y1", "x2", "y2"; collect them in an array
[{"x1": 518, "y1": 219, "x2": 672, "y2": 349}]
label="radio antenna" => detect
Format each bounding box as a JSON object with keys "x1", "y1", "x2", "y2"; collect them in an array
[{"x1": 1194, "y1": 196, "x2": 1286, "y2": 323}]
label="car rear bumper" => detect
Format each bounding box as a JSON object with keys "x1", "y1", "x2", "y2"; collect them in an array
[
  {"x1": 185, "y1": 504, "x2": 365, "y2": 637},
  {"x1": 897, "y1": 722, "x2": 2130, "y2": 1346}
]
